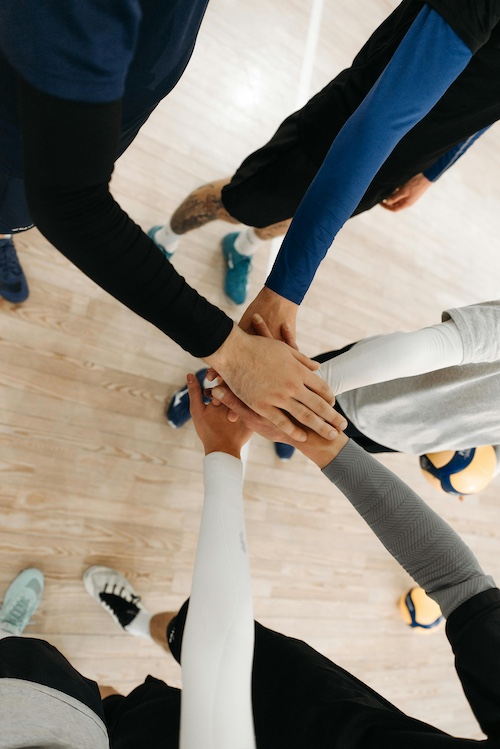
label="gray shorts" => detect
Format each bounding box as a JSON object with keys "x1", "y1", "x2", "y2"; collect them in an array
[{"x1": 0, "y1": 636, "x2": 103, "y2": 718}]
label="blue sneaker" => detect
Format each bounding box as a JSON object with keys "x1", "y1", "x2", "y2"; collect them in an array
[
  {"x1": 221, "y1": 233, "x2": 252, "y2": 305},
  {"x1": 166, "y1": 368, "x2": 211, "y2": 428},
  {"x1": 0, "y1": 568, "x2": 44, "y2": 636},
  {"x1": 274, "y1": 442, "x2": 296, "y2": 461},
  {"x1": 148, "y1": 225, "x2": 175, "y2": 261},
  {"x1": 0, "y1": 236, "x2": 29, "y2": 303}
]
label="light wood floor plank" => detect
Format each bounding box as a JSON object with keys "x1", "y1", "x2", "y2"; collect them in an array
[{"x1": 1, "y1": 0, "x2": 500, "y2": 739}]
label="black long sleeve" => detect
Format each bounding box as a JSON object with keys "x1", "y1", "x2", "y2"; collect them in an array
[{"x1": 18, "y1": 78, "x2": 233, "y2": 358}]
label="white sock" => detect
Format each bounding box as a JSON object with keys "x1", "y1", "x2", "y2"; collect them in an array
[
  {"x1": 233, "y1": 227, "x2": 262, "y2": 257},
  {"x1": 0, "y1": 628, "x2": 15, "y2": 639},
  {"x1": 152, "y1": 220, "x2": 181, "y2": 254},
  {"x1": 0, "y1": 234, "x2": 12, "y2": 241},
  {"x1": 124, "y1": 607, "x2": 153, "y2": 639}
]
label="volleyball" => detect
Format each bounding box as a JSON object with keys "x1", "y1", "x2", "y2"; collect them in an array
[
  {"x1": 398, "y1": 587, "x2": 443, "y2": 631},
  {"x1": 420, "y1": 446, "x2": 497, "y2": 496}
]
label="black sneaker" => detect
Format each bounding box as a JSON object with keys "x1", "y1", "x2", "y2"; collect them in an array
[
  {"x1": 83, "y1": 565, "x2": 143, "y2": 629},
  {"x1": 0, "y1": 236, "x2": 29, "y2": 303},
  {"x1": 274, "y1": 442, "x2": 296, "y2": 461},
  {"x1": 166, "y1": 368, "x2": 210, "y2": 428}
]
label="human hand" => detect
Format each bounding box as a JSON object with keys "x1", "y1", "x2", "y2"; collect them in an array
[
  {"x1": 206, "y1": 325, "x2": 345, "y2": 443},
  {"x1": 187, "y1": 373, "x2": 253, "y2": 458},
  {"x1": 250, "y1": 312, "x2": 298, "y2": 349},
  {"x1": 380, "y1": 173, "x2": 432, "y2": 212},
  {"x1": 289, "y1": 427, "x2": 349, "y2": 468},
  {"x1": 209, "y1": 382, "x2": 348, "y2": 445},
  {"x1": 239, "y1": 286, "x2": 298, "y2": 341}
]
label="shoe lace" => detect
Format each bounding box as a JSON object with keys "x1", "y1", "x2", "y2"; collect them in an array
[
  {"x1": 102, "y1": 582, "x2": 141, "y2": 605},
  {"x1": 0, "y1": 240, "x2": 21, "y2": 275},
  {"x1": 234, "y1": 255, "x2": 251, "y2": 274},
  {"x1": 2, "y1": 596, "x2": 31, "y2": 628}
]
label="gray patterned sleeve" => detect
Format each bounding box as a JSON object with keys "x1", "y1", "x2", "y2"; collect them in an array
[{"x1": 322, "y1": 440, "x2": 496, "y2": 617}]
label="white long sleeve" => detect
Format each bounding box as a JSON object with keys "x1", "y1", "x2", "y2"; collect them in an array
[
  {"x1": 320, "y1": 320, "x2": 464, "y2": 395},
  {"x1": 180, "y1": 452, "x2": 256, "y2": 749}
]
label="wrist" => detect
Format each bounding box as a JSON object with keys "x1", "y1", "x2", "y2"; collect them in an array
[
  {"x1": 262, "y1": 285, "x2": 298, "y2": 312},
  {"x1": 205, "y1": 445, "x2": 241, "y2": 460},
  {"x1": 301, "y1": 432, "x2": 349, "y2": 469},
  {"x1": 205, "y1": 322, "x2": 242, "y2": 373}
]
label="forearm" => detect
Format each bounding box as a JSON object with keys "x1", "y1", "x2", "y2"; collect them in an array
[
  {"x1": 322, "y1": 440, "x2": 496, "y2": 617},
  {"x1": 266, "y1": 6, "x2": 472, "y2": 304},
  {"x1": 18, "y1": 78, "x2": 232, "y2": 358},
  {"x1": 180, "y1": 453, "x2": 255, "y2": 749},
  {"x1": 320, "y1": 320, "x2": 464, "y2": 395}
]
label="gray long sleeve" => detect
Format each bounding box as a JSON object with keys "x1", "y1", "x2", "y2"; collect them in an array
[{"x1": 322, "y1": 440, "x2": 496, "y2": 618}]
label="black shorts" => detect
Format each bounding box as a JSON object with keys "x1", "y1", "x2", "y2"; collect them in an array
[
  {"x1": 145, "y1": 599, "x2": 403, "y2": 748},
  {"x1": 220, "y1": 109, "x2": 396, "y2": 229},
  {"x1": 0, "y1": 636, "x2": 104, "y2": 719},
  {"x1": 221, "y1": 112, "x2": 319, "y2": 228}
]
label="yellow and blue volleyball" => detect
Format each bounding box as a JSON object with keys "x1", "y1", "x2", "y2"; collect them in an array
[
  {"x1": 398, "y1": 587, "x2": 443, "y2": 631},
  {"x1": 419, "y1": 446, "x2": 496, "y2": 496}
]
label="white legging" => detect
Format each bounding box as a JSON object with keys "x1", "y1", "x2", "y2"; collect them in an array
[{"x1": 180, "y1": 452, "x2": 256, "y2": 749}]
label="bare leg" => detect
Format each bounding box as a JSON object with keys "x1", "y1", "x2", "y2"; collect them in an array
[
  {"x1": 97, "y1": 614, "x2": 175, "y2": 701},
  {"x1": 170, "y1": 179, "x2": 292, "y2": 241},
  {"x1": 99, "y1": 685, "x2": 121, "y2": 699},
  {"x1": 254, "y1": 218, "x2": 291, "y2": 240},
  {"x1": 170, "y1": 178, "x2": 239, "y2": 234},
  {"x1": 96, "y1": 613, "x2": 175, "y2": 700},
  {"x1": 149, "y1": 611, "x2": 177, "y2": 654}
]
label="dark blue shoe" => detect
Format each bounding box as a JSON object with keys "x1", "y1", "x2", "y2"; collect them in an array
[
  {"x1": 166, "y1": 368, "x2": 210, "y2": 428},
  {"x1": 221, "y1": 233, "x2": 252, "y2": 305},
  {"x1": 0, "y1": 237, "x2": 29, "y2": 302},
  {"x1": 148, "y1": 225, "x2": 175, "y2": 261},
  {"x1": 274, "y1": 442, "x2": 296, "y2": 461}
]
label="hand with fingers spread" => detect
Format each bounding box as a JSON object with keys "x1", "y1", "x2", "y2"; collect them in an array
[
  {"x1": 206, "y1": 323, "x2": 339, "y2": 443},
  {"x1": 380, "y1": 173, "x2": 432, "y2": 212},
  {"x1": 187, "y1": 373, "x2": 253, "y2": 459},
  {"x1": 209, "y1": 381, "x2": 348, "y2": 444}
]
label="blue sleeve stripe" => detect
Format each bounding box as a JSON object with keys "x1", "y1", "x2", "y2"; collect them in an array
[
  {"x1": 423, "y1": 127, "x2": 491, "y2": 182},
  {"x1": 266, "y1": 5, "x2": 473, "y2": 304}
]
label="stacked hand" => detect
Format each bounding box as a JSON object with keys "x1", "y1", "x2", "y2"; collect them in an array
[
  {"x1": 205, "y1": 306, "x2": 347, "y2": 448},
  {"x1": 188, "y1": 373, "x2": 253, "y2": 459}
]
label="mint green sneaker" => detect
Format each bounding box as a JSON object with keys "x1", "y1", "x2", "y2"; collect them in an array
[
  {"x1": 221, "y1": 233, "x2": 252, "y2": 305},
  {"x1": 0, "y1": 568, "x2": 44, "y2": 636}
]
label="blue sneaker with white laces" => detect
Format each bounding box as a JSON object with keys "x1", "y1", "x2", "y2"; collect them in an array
[
  {"x1": 274, "y1": 442, "x2": 296, "y2": 461},
  {"x1": 148, "y1": 225, "x2": 175, "y2": 261},
  {"x1": 166, "y1": 368, "x2": 211, "y2": 428},
  {"x1": 0, "y1": 568, "x2": 44, "y2": 636},
  {"x1": 221, "y1": 233, "x2": 252, "y2": 305},
  {"x1": 0, "y1": 236, "x2": 29, "y2": 303}
]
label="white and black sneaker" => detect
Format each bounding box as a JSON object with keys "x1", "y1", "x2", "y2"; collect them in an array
[{"x1": 83, "y1": 565, "x2": 146, "y2": 632}]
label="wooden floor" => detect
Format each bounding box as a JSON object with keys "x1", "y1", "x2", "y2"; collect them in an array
[{"x1": 1, "y1": 0, "x2": 500, "y2": 739}]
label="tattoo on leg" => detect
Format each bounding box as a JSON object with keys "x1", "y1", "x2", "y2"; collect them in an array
[
  {"x1": 170, "y1": 179, "x2": 239, "y2": 234},
  {"x1": 254, "y1": 219, "x2": 292, "y2": 240}
]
